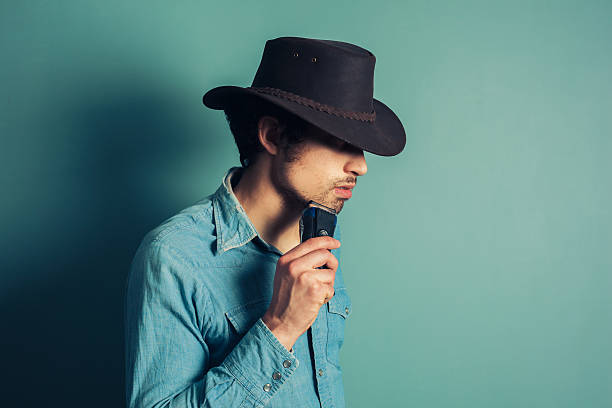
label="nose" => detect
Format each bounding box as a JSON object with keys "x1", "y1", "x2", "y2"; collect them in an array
[{"x1": 344, "y1": 148, "x2": 368, "y2": 177}]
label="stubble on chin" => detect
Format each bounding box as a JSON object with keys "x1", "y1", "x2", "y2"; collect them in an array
[
  {"x1": 273, "y1": 168, "x2": 341, "y2": 215},
  {"x1": 273, "y1": 149, "x2": 345, "y2": 215},
  {"x1": 328, "y1": 195, "x2": 345, "y2": 214},
  {"x1": 305, "y1": 184, "x2": 346, "y2": 214}
]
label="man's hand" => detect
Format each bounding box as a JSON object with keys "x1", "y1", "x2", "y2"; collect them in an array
[{"x1": 262, "y1": 236, "x2": 341, "y2": 351}]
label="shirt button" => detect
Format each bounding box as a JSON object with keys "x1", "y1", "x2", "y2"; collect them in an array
[
  {"x1": 283, "y1": 360, "x2": 292, "y2": 368},
  {"x1": 263, "y1": 383, "x2": 272, "y2": 392},
  {"x1": 272, "y1": 371, "x2": 282, "y2": 380},
  {"x1": 345, "y1": 307, "x2": 350, "y2": 315},
  {"x1": 318, "y1": 369, "x2": 324, "y2": 376}
]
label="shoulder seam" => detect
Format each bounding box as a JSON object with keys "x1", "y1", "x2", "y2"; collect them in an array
[{"x1": 149, "y1": 203, "x2": 214, "y2": 250}]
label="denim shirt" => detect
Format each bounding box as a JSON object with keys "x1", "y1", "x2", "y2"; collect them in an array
[{"x1": 125, "y1": 166, "x2": 352, "y2": 408}]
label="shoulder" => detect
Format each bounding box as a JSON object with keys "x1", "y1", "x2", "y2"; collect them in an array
[
  {"x1": 150, "y1": 195, "x2": 215, "y2": 246},
  {"x1": 126, "y1": 198, "x2": 221, "y2": 333},
  {"x1": 131, "y1": 195, "x2": 218, "y2": 275}
]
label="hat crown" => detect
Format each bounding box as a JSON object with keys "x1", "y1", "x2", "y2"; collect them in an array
[{"x1": 251, "y1": 37, "x2": 376, "y2": 113}]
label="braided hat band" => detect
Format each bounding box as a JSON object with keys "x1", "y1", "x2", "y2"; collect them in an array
[{"x1": 248, "y1": 86, "x2": 376, "y2": 123}]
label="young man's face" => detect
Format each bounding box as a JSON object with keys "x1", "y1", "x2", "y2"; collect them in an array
[{"x1": 271, "y1": 122, "x2": 368, "y2": 214}]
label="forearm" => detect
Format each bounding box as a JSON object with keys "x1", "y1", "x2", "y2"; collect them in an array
[{"x1": 127, "y1": 319, "x2": 299, "y2": 408}]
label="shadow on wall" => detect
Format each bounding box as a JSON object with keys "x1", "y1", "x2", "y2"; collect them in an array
[{"x1": 1, "y1": 78, "x2": 218, "y2": 407}]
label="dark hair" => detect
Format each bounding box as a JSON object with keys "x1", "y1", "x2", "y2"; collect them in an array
[{"x1": 223, "y1": 95, "x2": 311, "y2": 168}]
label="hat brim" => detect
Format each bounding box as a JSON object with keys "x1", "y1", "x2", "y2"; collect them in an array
[{"x1": 203, "y1": 86, "x2": 406, "y2": 156}]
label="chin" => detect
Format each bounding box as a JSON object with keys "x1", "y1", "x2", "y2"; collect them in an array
[
  {"x1": 329, "y1": 199, "x2": 345, "y2": 214},
  {"x1": 303, "y1": 191, "x2": 345, "y2": 214}
]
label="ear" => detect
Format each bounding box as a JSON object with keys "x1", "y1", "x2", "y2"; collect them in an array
[{"x1": 257, "y1": 116, "x2": 285, "y2": 156}]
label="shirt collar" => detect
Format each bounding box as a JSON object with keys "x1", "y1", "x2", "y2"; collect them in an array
[{"x1": 212, "y1": 166, "x2": 264, "y2": 255}]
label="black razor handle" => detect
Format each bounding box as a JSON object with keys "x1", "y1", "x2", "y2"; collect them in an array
[{"x1": 299, "y1": 201, "x2": 338, "y2": 269}]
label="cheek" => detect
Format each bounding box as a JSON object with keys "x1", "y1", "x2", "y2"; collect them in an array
[
  {"x1": 288, "y1": 168, "x2": 321, "y2": 191},
  {"x1": 283, "y1": 146, "x2": 338, "y2": 192},
  {"x1": 285, "y1": 164, "x2": 329, "y2": 195}
]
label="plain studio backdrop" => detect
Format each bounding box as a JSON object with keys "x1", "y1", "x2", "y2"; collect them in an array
[{"x1": 1, "y1": 1, "x2": 610, "y2": 407}]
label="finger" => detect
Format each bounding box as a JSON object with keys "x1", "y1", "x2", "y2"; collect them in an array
[
  {"x1": 301, "y1": 268, "x2": 336, "y2": 285},
  {"x1": 282, "y1": 236, "x2": 340, "y2": 263},
  {"x1": 322, "y1": 287, "x2": 336, "y2": 304},
  {"x1": 292, "y1": 248, "x2": 339, "y2": 272}
]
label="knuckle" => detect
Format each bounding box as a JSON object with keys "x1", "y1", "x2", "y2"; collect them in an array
[
  {"x1": 310, "y1": 236, "x2": 322, "y2": 245},
  {"x1": 316, "y1": 236, "x2": 334, "y2": 245},
  {"x1": 296, "y1": 271, "x2": 309, "y2": 285},
  {"x1": 287, "y1": 261, "x2": 300, "y2": 276},
  {"x1": 326, "y1": 236, "x2": 338, "y2": 246},
  {"x1": 308, "y1": 284, "x2": 321, "y2": 298},
  {"x1": 317, "y1": 248, "x2": 330, "y2": 257}
]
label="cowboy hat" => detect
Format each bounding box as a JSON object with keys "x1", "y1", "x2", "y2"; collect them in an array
[{"x1": 203, "y1": 36, "x2": 406, "y2": 156}]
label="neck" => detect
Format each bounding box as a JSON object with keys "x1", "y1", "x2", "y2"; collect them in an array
[{"x1": 232, "y1": 160, "x2": 304, "y2": 254}]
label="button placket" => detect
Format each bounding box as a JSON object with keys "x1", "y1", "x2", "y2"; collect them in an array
[{"x1": 310, "y1": 302, "x2": 334, "y2": 404}]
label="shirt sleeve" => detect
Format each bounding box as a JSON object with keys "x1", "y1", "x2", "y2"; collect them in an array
[{"x1": 125, "y1": 239, "x2": 299, "y2": 408}]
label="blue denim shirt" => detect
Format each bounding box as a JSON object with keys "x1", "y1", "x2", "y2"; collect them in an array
[{"x1": 125, "y1": 166, "x2": 351, "y2": 408}]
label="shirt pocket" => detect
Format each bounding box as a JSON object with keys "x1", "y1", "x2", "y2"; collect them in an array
[
  {"x1": 225, "y1": 298, "x2": 270, "y2": 335},
  {"x1": 326, "y1": 287, "x2": 352, "y2": 368}
]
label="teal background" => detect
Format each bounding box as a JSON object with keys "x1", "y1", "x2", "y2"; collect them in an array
[{"x1": 2, "y1": 1, "x2": 611, "y2": 407}]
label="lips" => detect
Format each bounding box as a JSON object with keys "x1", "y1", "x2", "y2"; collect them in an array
[{"x1": 334, "y1": 186, "x2": 353, "y2": 199}]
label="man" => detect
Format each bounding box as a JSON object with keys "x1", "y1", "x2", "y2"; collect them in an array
[{"x1": 125, "y1": 36, "x2": 405, "y2": 408}]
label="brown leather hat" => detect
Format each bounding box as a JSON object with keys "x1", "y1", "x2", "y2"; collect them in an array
[{"x1": 203, "y1": 36, "x2": 406, "y2": 156}]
